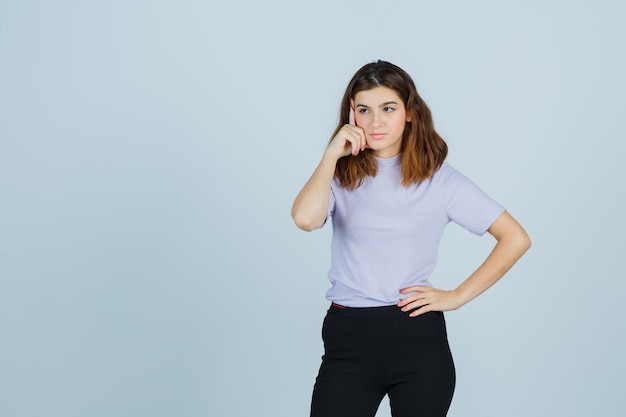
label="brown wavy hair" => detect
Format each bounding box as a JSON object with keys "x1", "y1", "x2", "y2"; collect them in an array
[{"x1": 331, "y1": 60, "x2": 448, "y2": 189}]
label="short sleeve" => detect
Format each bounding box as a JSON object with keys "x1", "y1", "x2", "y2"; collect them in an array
[
  {"x1": 328, "y1": 185, "x2": 336, "y2": 217},
  {"x1": 437, "y1": 164, "x2": 505, "y2": 236},
  {"x1": 320, "y1": 183, "x2": 336, "y2": 229}
]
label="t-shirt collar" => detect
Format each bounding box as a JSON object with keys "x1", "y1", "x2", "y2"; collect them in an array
[{"x1": 375, "y1": 153, "x2": 401, "y2": 171}]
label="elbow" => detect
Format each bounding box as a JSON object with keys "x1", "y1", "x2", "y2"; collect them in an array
[
  {"x1": 523, "y1": 233, "x2": 532, "y2": 252},
  {"x1": 491, "y1": 212, "x2": 531, "y2": 255},
  {"x1": 291, "y1": 212, "x2": 324, "y2": 232},
  {"x1": 516, "y1": 229, "x2": 532, "y2": 255}
]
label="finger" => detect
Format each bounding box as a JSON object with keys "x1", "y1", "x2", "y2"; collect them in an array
[
  {"x1": 400, "y1": 297, "x2": 431, "y2": 314},
  {"x1": 409, "y1": 304, "x2": 432, "y2": 317},
  {"x1": 351, "y1": 134, "x2": 360, "y2": 156},
  {"x1": 397, "y1": 295, "x2": 414, "y2": 307},
  {"x1": 346, "y1": 128, "x2": 364, "y2": 156},
  {"x1": 358, "y1": 127, "x2": 366, "y2": 151},
  {"x1": 398, "y1": 293, "x2": 426, "y2": 308},
  {"x1": 347, "y1": 105, "x2": 366, "y2": 150},
  {"x1": 349, "y1": 101, "x2": 356, "y2": 126},
  {"x1": 341, "y1": 128, "x2": 360, "y2": 156},
  {"x1": 332, "y1": 127, "x2": 357, "y2": 155},
  {"x1": 399, "y1": 285, "x2": 429, "y2": 294},
  {"x1": 350, "y1": 128, "x2": 365, "y2": 153}
]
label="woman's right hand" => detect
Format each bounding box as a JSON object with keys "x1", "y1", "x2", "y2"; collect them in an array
[
  {"x1": 291, "y1": 107, "x2": 366, "y2": 231},
  {"x1": 326, "y1": 106, "x2": 367, "y2": 158}
]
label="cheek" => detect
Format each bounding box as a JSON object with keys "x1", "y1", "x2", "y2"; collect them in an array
[
  {"x1": 389, "y1": 116, "x2": 404, "y2": 131},
  {"x1": 396, "y1": 113, "x2": 409, "y2": 129},
  {"x1": 354, "y1": 113, "x2": 367, "y2": 126}
]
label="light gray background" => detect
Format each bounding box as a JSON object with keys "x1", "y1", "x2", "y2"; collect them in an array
[{"x1": 1, "y1": 1, "x2": 624, "y2": 416}]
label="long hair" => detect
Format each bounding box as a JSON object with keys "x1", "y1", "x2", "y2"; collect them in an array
[{"x1": 331, "y1": 60, "x2": 448, "y2": 189}]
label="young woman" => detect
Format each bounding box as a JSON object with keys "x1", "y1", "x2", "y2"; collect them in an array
[{"x1": 291, "y1": 60, "x2": 530, "y2": 417}]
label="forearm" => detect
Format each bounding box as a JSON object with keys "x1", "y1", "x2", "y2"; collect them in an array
[
  {"x1": 454, "y1": 215, "x2": 531, "y2": 305},
  {"x1": 398, "y1": 211, "x2": 530, "y2": 317},
  {"x1": 291, "y1": 150, "x2": 340, "y2": 231}
]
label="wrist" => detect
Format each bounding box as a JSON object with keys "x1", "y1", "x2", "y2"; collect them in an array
[
  {"x1": 451, "y1": 288, "x2": 472, "y2": 308},
  {"x1": 323, "y1": 148, "x2": 343, "y2": 163}
]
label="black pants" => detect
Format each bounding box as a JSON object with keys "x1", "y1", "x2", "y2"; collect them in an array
[{"x1": 310, "y1": 304, "x2": 456, "y2": 417}]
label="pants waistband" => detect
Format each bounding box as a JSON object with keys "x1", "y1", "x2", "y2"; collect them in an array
[{"x1": 329, "y1": 302, "x2": 407, "y2": 318}]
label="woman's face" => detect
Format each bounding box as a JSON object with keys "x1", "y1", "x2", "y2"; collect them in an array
[{"x1": 353, "y1": 86, "x2": 409, "y2": 158}]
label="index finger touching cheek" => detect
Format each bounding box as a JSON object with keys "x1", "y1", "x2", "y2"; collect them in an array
[{"x1": 349, "y1": 100, "x2": 356, "y2": 126}]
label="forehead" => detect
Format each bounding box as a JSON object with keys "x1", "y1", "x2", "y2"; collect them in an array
[{"x1": 354, "y1": 86, "x2": 403, "y2": 105}]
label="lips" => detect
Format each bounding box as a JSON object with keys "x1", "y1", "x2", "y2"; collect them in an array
[{"x1": 370, "y1": 133, "x2": 386, "y2": 139}]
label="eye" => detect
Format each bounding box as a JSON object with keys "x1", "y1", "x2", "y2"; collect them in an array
[
  {"x1": 383, "y1": 107, "x2": 395, "y2": 113},
  {"x1": 358, "y1": 108, "x2": 369, "y2": 114}
]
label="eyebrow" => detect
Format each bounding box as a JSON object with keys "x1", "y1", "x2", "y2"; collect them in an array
[{"x1": 355, "y1": 101, "x2": 399, "y2": 108}]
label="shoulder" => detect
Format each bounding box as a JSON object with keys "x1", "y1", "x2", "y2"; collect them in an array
[
  {"x1": 432, "y1": 162, "x2": 463, "y2": 185},
  {"x1": 432, "y1": 162, "x2": 489, "y2": 198}
]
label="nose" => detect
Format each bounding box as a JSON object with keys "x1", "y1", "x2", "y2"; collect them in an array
[{"x1": 372, "y1": 111, "x2": 383, "y2": 127}]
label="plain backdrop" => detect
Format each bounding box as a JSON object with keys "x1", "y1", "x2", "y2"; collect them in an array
[{"x1": 1, "y1": 1, "x2": 625, "y2": 416}]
